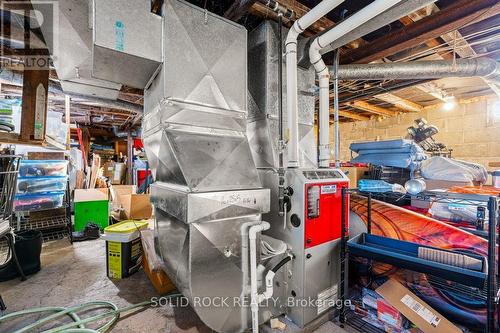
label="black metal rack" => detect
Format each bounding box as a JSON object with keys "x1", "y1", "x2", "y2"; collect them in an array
[{"x1": 339, "y1": 188, "x2": 500, "y2": 333}]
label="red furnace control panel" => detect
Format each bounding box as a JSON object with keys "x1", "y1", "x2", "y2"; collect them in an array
[{"x1": 302, "y1": 170, "x2": 349, "y2": 249}]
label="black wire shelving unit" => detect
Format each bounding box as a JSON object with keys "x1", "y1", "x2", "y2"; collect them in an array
[
  {"x1": 338, "y1": 189, "x2": 500, "y2": 333},
  {"x1": 12, "y1": 178, "x2": 72, "y2": 244}
]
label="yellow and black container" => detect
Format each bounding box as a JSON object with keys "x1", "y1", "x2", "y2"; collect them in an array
[{"x1": 102, "y1": 220, "x2": 149, "y2": 279}]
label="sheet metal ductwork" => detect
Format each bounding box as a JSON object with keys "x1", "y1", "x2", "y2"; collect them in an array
[
  {"x1": 335, "y1": 58, "x2": 500, "y2": 82},
  {"x1": 32, "y1": 0, "x2": 162, "y2": 99},
  {"x1": 247, "y1": 21, "x2": 317, "y2": 170},
  {"x1": 142, "y1": 1, "x2": 271, "y2": 332}
]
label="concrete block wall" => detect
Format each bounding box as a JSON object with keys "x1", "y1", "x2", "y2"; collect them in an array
[{"x1": 332, "y1": 99, "x2": 500, "y2": 170}]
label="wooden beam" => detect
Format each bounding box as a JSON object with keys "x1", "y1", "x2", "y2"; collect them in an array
[
  {"x1": 249, "y1": 0, "x2": 367, "y2": 48},
  {"x1": 126, "y1": 131, "x2": 133, "y2": 185},
  {"x1": 374, "y1": 93, "x2": 423, "y2": 113},
  {"x1": 20, "y1": 69, "x2": 49, "y2": 141},
  {"x1": 416, "y1": 82, "x2": 448, "y2": 102},
  {"x1": 224, "y1": 0, "x2": 258, "y2": 21},
  {"x1": 399, "y1": 15, "x2": 454, "y2": 61},
  {"x1": 151, "y1": 0, "x2": 163, "y2": 15},
  {"x1": 341, "y1": 0, "x2": 500, "y2": 64},
  {"x1": 65, "y1": 95, "x2": 71, "y2": 149},
  {"x1": 407, "y1": 4, "x2": 500, "y2": 99},
  {"x1": 250, "y1": 0, "x2": 334, "y2": 35},
  {"x1": 347, "y1": 101, "x2": 398, "y2": 117},
  {"x1": 335, "y1": 110, "x2": 370, "y2": 121}
]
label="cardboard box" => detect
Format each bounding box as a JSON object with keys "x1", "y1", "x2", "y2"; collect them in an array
[
  {"x1": 121, "y1": 194, "x2": 152, "y2": 220},
  {"x1": 376, "y1": 279, "x2": 461, "y2": 333},
  {"x1": 73, "y1": 188, "x2": 109, "y2": 231},
  {"x1": 103, "y1": 162, "x2": 126, "y2": 184},
  {"x1": 103, "y1": 161, "x2": 116, "y2": 180},
  {"x1": 140, "y1": 229, "x2": 175, "y2": 294},
  {"x1": 342, "y1": 166, "x2": 369, "y2": 188},
  {"x1": 113, "y1": 163, "x2": 126, "y2": 184},
  {"x1": 110, "y1": 185, "x2": 152, "y2": 220}
]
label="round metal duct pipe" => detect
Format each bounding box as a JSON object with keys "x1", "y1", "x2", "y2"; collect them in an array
[{"x1": 335, "y1": 58, "x2": 500, "y2": 82}]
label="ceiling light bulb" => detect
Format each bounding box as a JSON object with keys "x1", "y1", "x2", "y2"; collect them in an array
[
  {"x1": 442, "y1": 96, "x2": 456, "y2": 111},
  {"x1": 443, "y1": 101, "x2": 455, "y2": 111}
]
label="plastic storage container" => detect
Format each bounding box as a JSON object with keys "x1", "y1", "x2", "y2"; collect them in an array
[
  {"x1": 493, "y1": 171, "x2": 500, "y2": 188},
  {"x1": 13, "y1": 191, "x2": 65, "y2": 212},
  {"x1": 101, "y1": 220, "x2": 149, "y2": 279},
  {"x1": 16, "y1": 176, "x2": 67, "y2": 194},
  {"x1": 19, "y1": 160, "x2": 68, "y2": 177}
]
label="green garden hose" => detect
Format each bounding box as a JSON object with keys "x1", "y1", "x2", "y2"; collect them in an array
[{"x1": 0, "y1": 293, "x2": 182, "y2": 333}]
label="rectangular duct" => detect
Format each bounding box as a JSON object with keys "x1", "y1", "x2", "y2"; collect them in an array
[
  {"x1": 247, "y1": 21, "x2": 317, "y2": 169},
  {"x1": 92, "y1": 0, "x2": 163, "y2": 89},
  {"x1": 143, "y1": 0, "x2": 261, "y2": 192}
]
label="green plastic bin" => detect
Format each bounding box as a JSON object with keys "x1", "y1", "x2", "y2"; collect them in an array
[{"x1": 74, "y1": 189, "x2": 109, "y2": 231}]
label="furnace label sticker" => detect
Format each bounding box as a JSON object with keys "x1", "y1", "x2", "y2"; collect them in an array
[
  {"x1": 115, "y1": 21, "x2": 125, "y2": 51},
  {"x1": 321, "y1": 185, "x2": 337, "y2": 194},
  {"x1": 401, "y1": 294, "x2": 441, "y2": 327}
]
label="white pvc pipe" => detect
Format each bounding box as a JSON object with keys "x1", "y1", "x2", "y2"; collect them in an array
[
  {"x1": 240, "y1": 221, "x2": 262, "y2": 328},
  {"x1": 309, "y1": 0, "x2": 403, "y2": 168},
  {"x1": 249, "y1": 221, "x2": 270, "y2": 333},
  {"x1": 285, "y1": 0, "x2": 345, "y2": 168}
]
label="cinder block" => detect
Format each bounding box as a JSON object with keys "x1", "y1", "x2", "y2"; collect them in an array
[
  {"x1": 452, "y1": 143, "x2": 488, "y2": 158},
  {"x1": 487, "y1": 142, "x2": 500, "y2": 157},
  {"x1": 464, "y1": 128, "x2": 500, "y2": 143},
  {"x1": 434, "y1": 131, "x2": 464, "y2": 145},
  {"x1": 427, "y1": 105, "x2": 465, "y2": 120}
]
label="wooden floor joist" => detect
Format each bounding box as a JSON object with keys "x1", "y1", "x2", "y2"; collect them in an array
[
  {"x1": 374, "y1": 93, "x2": 424, "y2": 113},
  {"x1": 341, "y1": 0, "x2": 500, "y2": 64},
  {"x1": 347, "y1": 101, "x2": 399, "y2": 117},
  {"x1": 336, "y1": 110, "x2": 371, "y2": 121},
  {"x1": 224, "y1": 0, "x2": 258, "y2": 21}
]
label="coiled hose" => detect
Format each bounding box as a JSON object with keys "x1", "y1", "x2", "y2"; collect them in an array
[{"x1": 0, "y1": 292, "x2": 182, "y2": 333}]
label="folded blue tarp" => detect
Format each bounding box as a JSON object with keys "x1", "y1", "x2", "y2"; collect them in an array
[
  {"x1": 350, "y1": 139, "x2": 416, "y2": 153},
  {"x1": 350, "y1": 139, "x2": 427, "y2": 170}
]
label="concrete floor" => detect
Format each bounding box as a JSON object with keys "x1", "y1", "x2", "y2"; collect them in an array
[{"x1": 0, "y1": 239, "x2": 351, "y2": 333}]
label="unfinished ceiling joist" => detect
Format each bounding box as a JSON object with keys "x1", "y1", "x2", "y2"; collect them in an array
[
  {"x1": 347, "y1": 101, "x2": 399, "y2": 117},
  {"x1": 416, "y1": 82, "x2": 449, "y2": 101},
  {"x1": 374, "y1": 93, "x2": 423, "y2": 113},
  {"x1": 335, "y1": 109, "x2": 370, "y2": 121},
  {"x1": 224, "y1": 0, "x2": 258, "y2": 21},
  {"x1": 341, "y1": 0, "x2": 500, "y2": 64},
  {"x1": 250, "y1": 0, "x2": 334, "y2": 35}
]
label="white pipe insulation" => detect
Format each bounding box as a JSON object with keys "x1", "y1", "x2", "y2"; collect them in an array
[
  {"x1": 309, "y1": 0, "x2": 404, "y2": 168},
  {"x1": 249, "y1": 221, "x2": 271, "y2": 333},
  {"x1": 285, "y1": 0, "x2": 345, "y2": 168}
]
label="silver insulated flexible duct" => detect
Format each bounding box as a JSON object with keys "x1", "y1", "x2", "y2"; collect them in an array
[
  {"x1": 335, "y1": 58, "x2": 500, "y2": 81},
  {"x1": 142, "y1": 1, "x2": 271, "y2": 332}
]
